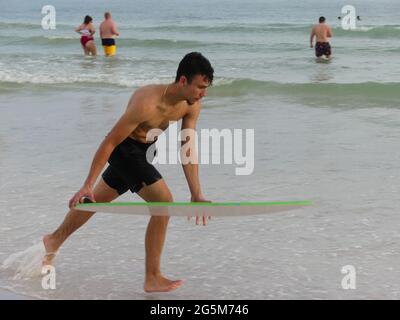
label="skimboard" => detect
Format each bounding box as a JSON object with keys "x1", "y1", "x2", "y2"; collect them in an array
[{"x1": 75, "y1": 200, "x2": 312, "y2": 217}]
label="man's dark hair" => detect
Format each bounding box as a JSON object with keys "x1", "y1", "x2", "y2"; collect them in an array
[
  {"x1": 84, "y1": 15, "x2": 93, "y2": 24},
  {"x1": 175, "y1": 52, "x2": 214, "y2": 85},
  {"x1": 319, "y1": 16, "x2": 326, "y2": 23}
]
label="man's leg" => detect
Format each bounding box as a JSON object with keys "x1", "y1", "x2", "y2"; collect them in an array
[
  {"x1": 42, "y1": 178, "x2": 119, "y2": 265},
  {"x1": 137, "y1": 179, "x2": 183, "y2": 293}
]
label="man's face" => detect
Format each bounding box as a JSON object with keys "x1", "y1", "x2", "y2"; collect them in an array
[{"x1": 181, "y1": 74, "x2": 210, "y2": 105}]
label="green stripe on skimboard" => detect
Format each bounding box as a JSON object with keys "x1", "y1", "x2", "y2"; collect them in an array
[{"x1": 76, "y1": 201, "x2": 312, "y2": 216}]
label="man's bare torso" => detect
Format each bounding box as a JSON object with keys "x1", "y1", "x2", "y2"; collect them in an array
[
  {"x1": 128, "y1": 85, "x2": 192, "y2": 143},
  {"x1": 100, "y1": 20, "x2": 117, "y2": 39},
  {"x1": 312, "y1": 23, "x2": 332, "y2": 42}
]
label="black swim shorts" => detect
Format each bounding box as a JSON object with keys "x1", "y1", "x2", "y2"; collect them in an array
[
  {"x1": 101, "y1": 38, "x2": 116, "y2": 46},
  {"x1": 315, "y1": 42, "x2": 332, "y2": 57},
  {"x1": 102, "y1": 137, "x2": 162, "y2": 195}
]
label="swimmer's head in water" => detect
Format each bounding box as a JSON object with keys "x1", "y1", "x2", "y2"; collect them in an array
[{"x1": 175, "y1": 52, "x2": 214, "y2": 105}]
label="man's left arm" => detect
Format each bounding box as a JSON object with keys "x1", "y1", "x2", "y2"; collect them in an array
[
  {"x1": 181, "y1": 103, "x2": 209, "y2": 202},
  {"x1": 327, "y1": 26, "x2": 333, "y2": 38},
  {"x1": 112, "y1": 22, "x2": 120, "y2": 37}
]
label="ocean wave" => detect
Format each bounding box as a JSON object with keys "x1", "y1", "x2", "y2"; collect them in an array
[
  {"x1": 0, "y1": 75, "x2": 160, "y2": 89},
  {"x1": 332, "y1": 25, "x2": 400, "y2": 39},
  {"x1": 117, "y1": 38, "x2": 204, "y2": 48},
  {"x1": 0, "y1": 20, "x2": 73, "y2": 29},
  {"x1": 0, "y1": 20, "x2": 305, "y2": 33},
  {"x1": 209, "y1": 79, "x2": 400, "y2": 102},
  {"x1": 0, "y1": 68, "x2": 169, "y2": 89},
  {"x1": 0, "y1": 21, "x2": 46, "y2": 29},
  {"x1": 137, "y1": 23, "x2": 309, "y2": 33},
  {"x1": 1, "y1": 35, "x2": 208, "y2": 48},
  {"x1": 2, "y1": 19, "x2": 400, "y2": 36},
  {"x1": 2, "y1": 22, "x2": 400, "y2": 47},
  {"x1": 6, "y1": 35, "x2": 77, "y2": 45},
  {"x1": 1, "y1": 71, "x2": 400, "y2": 104},
  {"x1": 138, "y1": 23, "x2": 400, "y2": 40}
]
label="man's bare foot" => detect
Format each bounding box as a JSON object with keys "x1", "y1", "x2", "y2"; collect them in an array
[
  {"x1": 42, "y1": 234, "x2": 60, "y2": 266},
  {"x1": 144, "y1": 275, "x2": 184, "y2": 293}
]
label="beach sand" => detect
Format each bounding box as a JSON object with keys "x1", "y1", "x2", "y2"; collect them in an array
[{"x1": 0, "y1": 288, "x2": 35, "y2": 300}]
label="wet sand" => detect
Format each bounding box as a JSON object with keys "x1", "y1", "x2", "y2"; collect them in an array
[{"x1": 0, "y1": 287, "x2": 35, "y2": 300}]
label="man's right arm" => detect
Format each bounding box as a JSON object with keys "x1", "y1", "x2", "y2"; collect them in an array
[
  {"x1": 69, "y1": 93, "x2": 148, "y2": 207},
  {"x1": 310, "y1": 26, "x2": 316, "y2": 47}
]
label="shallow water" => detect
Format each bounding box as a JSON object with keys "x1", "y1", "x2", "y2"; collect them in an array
[{"x1": 1, "y1": 89, "x2": 400, "y2": 299}]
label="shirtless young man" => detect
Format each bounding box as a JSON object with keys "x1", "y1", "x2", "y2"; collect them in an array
[
  {"x1": 99, "y1": 12, "x2": 119, "y2": 56},
  {"x1": 42, "y1": 52, "x2": 214, "y2": 293},
  {"x1": 310, "y1": 16, "x2": 333, "y2": 58}
]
